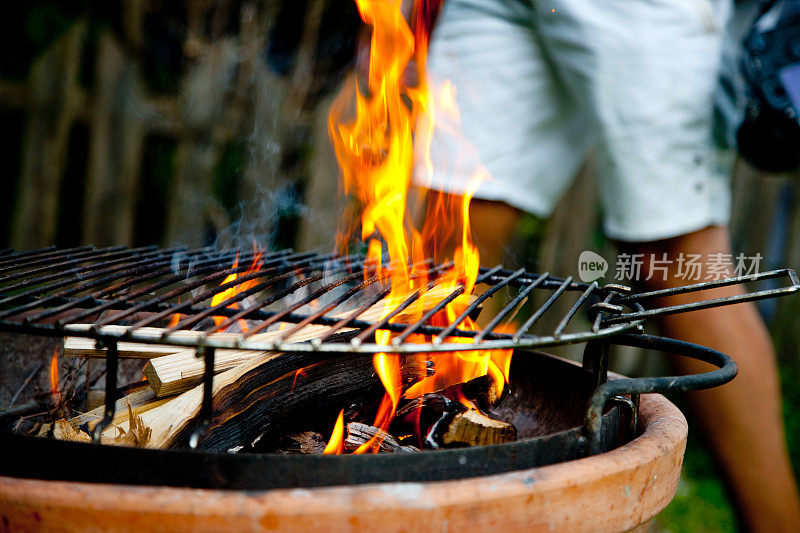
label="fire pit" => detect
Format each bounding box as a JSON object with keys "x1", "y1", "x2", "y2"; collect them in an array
[
  {"x1": 0, "y1": 392, "x2": 683, "y2": 532},
  {"x1": 0, "y1": 246, "x2": 797, "y2": 531}
]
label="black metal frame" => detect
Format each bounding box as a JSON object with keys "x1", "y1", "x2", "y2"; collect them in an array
[{"x1": 580, "y1": 334, "x2": 738, "y2": 454}]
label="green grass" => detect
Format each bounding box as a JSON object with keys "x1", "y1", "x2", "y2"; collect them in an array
[
  {"x1": 657, "y1": 359, "x2": 800, "y2": 532},
  {"x1": 657, "y1": 437, "x2": 738, "y2": 532}
]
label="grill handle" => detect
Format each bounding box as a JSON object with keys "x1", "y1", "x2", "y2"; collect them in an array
[
  {"x1": 582, "y1": 333, "x2": 738, "y2": 455},
  {"x1": 601, "y1": 268, "x2": 799, "y2": 324}
]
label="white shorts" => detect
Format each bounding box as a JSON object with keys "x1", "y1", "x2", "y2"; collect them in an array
[{"x1": 416, "y1": 0, "x2": 732, "y2": 242}]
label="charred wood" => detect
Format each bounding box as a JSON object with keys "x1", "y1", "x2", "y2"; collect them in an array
[
  {"x1": 395, "y1": 392, "x2": 516, "y2": 448},
  {"x1": 272, "y1": 431, "x2": 327, "y2": 455},
  {"x1": 343, "y1": 422, "x2": 420, "y2": 453}
]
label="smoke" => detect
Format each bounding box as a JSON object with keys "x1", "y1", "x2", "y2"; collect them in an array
[{"x1": 214, "y1": 179, "x2": 308, "y2": 251}]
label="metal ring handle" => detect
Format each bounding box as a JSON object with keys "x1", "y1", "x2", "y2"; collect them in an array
[
  {"x1": 583, "y1": 333, "x2": 738, "y2": 454},
  {"x1": 603, "y1": 268, "x2": 799, "y2": 324}
]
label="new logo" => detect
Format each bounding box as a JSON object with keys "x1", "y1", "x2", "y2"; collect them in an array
[{"x1": 578, "y1": 251, "x2": 608, "y2": 282}]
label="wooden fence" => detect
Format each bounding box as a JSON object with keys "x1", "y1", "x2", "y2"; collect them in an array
[
  {"x1": 1, "y1": 1, "x2": 798, "y2": 360},
  {"x1": 1, "y1": 1, "x2": 350, "y2": 252}
]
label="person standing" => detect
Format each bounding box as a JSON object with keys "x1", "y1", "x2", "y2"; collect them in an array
[{"x1": 415, "y1": 0, "x2": 800, "y2": 530}]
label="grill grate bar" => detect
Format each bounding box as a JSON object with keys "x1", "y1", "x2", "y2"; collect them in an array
[
  {"x1": 591, "y1": 293, "x2": 618, "y2": 333},
  {"x1": 0, "y1": 245, "x2": 136, "y2": 285},
  {"x1": 553, "y1": 281, "x2": 598, "y2": 338},
  {"x1": 432, "y1": 267, "x2": 526, "y2": 345},
  {"x1": 512, "y1": 277, "x2": 573, "y2": 342},
  {"x1": 312, "y1": 287, "x2": 392, "y2": 346},
  {"x1": 90, "y1": 251, "x2": 315, "y2": 330},
  {"x1": 202, "y1": 254, "x2": 365, "y2": 337},
  {"x1": 1, "y1": 246, "x2": 793, "y2": 355},
  {"x1": 91, "y1": 247, "x2": 246, "y2": 300},
  {"x1": 392, "y1": 265, "x2": 504, "y2": 346},
  {"x1": 0, "y1": 246, "x2": 159, "y2": 306},
  {"x1": 353, "y1": 282, "x2": 436, "y2": 345},
  {"x1": 344, "y1": 261, "x2": 457, "y2": 346},
  {"x1": 472, "y1": 271, "x2": 550, "y2": 343},
  {"x1": 0, "y1": 245, "x2": 91, "y2": 272},
  {"x1": 272, "y1": 273, "x2": 383, "y2": 344},
  {"x1": 47, "y1": 248, "x2": 271, "y2": 326},
  {"x1": 233, "y1": 258, "x2": 368, "y2": 339},
  {"x1": 0, "y1": 247, "x2": 187, "y2": 321},
  {"x1": 267, "y1": 257, "x2": 450, "y2": 344},
  {"x1": 603, "y1": 269, "x2": 800, "y2": 324},
  {"x1": 127, "y1": 253, "x2": 344, "y2": 335}
]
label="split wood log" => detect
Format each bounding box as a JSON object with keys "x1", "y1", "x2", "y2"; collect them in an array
[
  {"x1": 63, "y1": 323, "x2": 315, "y2": 359},
  {"x1": 343, "y1": 422, "x2": 419, "y2": 454},
  {"x1": 78, "y1": 404, "x2": 152, "y2": 447},
  {"x1": 111, "y1": 404, "x2": 152, "y2": 448},
  {"x1": 73, "y1": 396, "x2": 171, "y2": 433},
  {"x1": 68, "y1": 385, "x2": 157, "y2": 429},
  {"x1": 103, "y1": 350, "x2": 427, "y2": 451},
  {"x1": 64, "y1": 337, "x2": 182, "y2": 359},
  {"x1": 141, "y1": 324, "x2": 345, "y2": 397},
  {"x1": 52, "y1": 419, "x2": 91, "y2": 443},
  {"x1": 396, "y1": 393, "x2": 516, "y2": 448},
  {"x1": 63, "y1": 324, "x2": 249, "y2": 359},
  {"x1": 441, "y1": 409, "x2": 516, "y2": 447}
]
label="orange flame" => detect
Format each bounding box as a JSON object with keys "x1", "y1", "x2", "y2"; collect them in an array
[
  {"x1": 327, "y1": 0, "x2": 512, "y2": 449},
  {"x1": 167, "y1": 310, "x2": 182, "y2": 328},
  {"x1": 49, "y1": 349, "x2": 63, "y2": 410},
  {"x1": 211, "y1": 251, "x2": 264, "y2": 331},
  {"x1": 323, "y1": 409, "x2": 346, "y2": 455}
]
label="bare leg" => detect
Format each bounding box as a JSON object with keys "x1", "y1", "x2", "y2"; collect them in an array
[
  {"x1": 411, "y1": 189, "x2": 522, "y2": 267},
  {"x1": 467, "y1": 198, "x2": 522, "y2": 267},
  {"x1": 627, "y1": 226, "x2": 800, "y2": 533}
]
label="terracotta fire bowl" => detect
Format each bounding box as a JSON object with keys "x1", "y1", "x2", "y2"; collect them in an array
[{"x1": 0, "y1": 391, "x2": 685, "y2": 533}]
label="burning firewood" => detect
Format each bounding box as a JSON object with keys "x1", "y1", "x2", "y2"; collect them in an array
[
  {"x1": 64, "y1": 337, "x2": 183, "y2": 359},
  {"x1": 395, "y1": 392, "x2": 516, "y2": 449},
  {"x1": 76, "y1": 396, "x2": 171, "y2": 433},
  {"x1": 140, "y1": 323, "x2": 366, "y2": 397},
  {"x1": 440, "y1": 409, "x2": 516, "y2": 447},
  {"x1": 274, "y1": 431, "x2": 328, "y2": 455},
  {"x1": 344, "y1": 422, "x2": 420, "y2": 453},
  {"x1": 433, "y1": 374, "x2": 505, "y2": 412},
  {"x1": 143, "y1": 348, "x2": 273, "y2": 397},
  {"x1": 62, "y1": 324, "x2": 243, "y2": 358},
  {"x1": 100, "y1": 348, "x2": 428, "y2": 451}
]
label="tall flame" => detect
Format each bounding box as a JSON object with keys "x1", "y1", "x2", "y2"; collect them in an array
[{"x1": 328, "y1": 0, "x2": 512, "y2": 450}]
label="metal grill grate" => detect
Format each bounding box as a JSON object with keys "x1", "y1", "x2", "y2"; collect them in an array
[
  {"x1": 0, "y1": 245, "x2": 797, "y2": 354},
  {"x1": 0, "y1": 245, "x2": 797, "y2": 451}
]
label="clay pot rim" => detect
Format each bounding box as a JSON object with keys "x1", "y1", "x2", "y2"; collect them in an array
[{"x1": 0, "y1": 393, "x2": 687, "y2": 532}]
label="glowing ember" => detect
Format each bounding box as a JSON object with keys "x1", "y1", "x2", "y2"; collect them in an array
[
  {"x1": 327, "y1": 0, "x2": 513, "y2": 451},
  {"x1": 323, "y1": 409, "x2": 346, "y2": 455}
]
